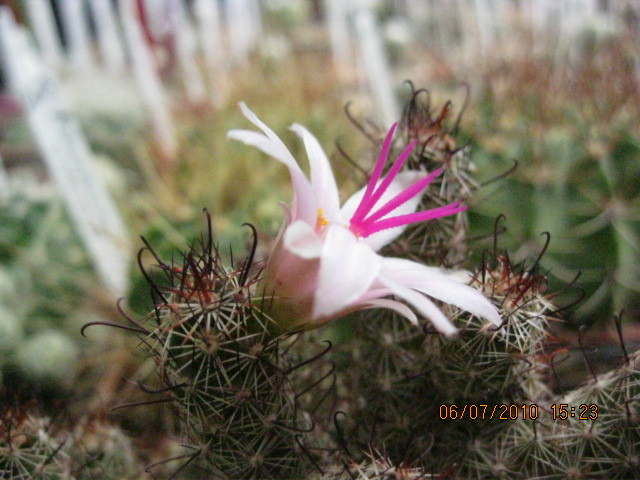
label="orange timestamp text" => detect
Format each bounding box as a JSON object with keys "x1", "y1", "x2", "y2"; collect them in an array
[
  {"x1": 439, "y1": 404, "x2": 540, "y2": 420},
  {"x1": 439, "y1": 403, "x2": 599, "y2": 421}
]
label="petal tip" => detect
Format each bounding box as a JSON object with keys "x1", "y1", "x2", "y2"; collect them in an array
[{"x1": 444, "y1": 328, "x2": 459, "y2": 339}]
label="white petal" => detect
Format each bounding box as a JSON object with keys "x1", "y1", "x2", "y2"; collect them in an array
[
  {"x1": 227, "y1": 103, "x2": 316, "y2": 225},
  {"x1": 381, "y1": 257, "x2": 503, "y2": 327},
  {"x1": 313, "y1": 225, "x2": 381, "y2": 320},
  {"x1": 290, "y1": 124, "x2": 341, "y2": 221},
  {"x1": 358, "y1": 298, "x2": 418, "y2": 325},
  {"x1": 378, "y1": 273, "x2": 457, "y2": 336},
  {"x1": 339, "y1": 171, "x2": 423, "y2": 251},
  {"x1": 283, "y1": 220, "x2": 323, "y2": 259}
]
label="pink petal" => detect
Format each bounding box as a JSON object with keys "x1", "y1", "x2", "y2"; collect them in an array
[
  {"x1": 381, "y1": 258, "x2": 502, "y2": 327},
  {"x1": 377, "y1": 273, "x2": 458, "y2": 336},
  {"x1": 313, "y1": 225, "x2": 381, "y2": 320},
  {"x1": 283, "y1": 220, "x2": 323, "y2": 259},
  {"x1": 290, "y1": 124, "x2": 341, "y2": 222},
  {"x1": 228, "y1": 103, "x2": 316, "y2": 225}
]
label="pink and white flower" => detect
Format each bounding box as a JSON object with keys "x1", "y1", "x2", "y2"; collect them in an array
[{"x1": 228, "y1": 103, "x2": 502, "y2": 336}]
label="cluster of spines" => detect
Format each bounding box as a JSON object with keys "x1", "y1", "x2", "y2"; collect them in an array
[
  {"x1": 0, "y1": 403, "x2": 141, "y2": 480},
  {"x1": 459, "y1": 345, "x2": 640, "y2": 479},
  {"x1": 329, "y1": 241, "x2": 555, "y2": 472},
  {"x1": 66, "y1": 419, "x2": 142, "y2": 480},
  {"x1": 108, "y1": 212, "x2": 320, "y2": 479},
  {"x1": 547, "y1": 345, "x2": 640, "y2": 479},
  {"x1": 0, "y1": 406, "x2": 66, "y2": 480},
  {"x1": 398, "y1": 81, "x2": 476, "y2": 268},
  {"x1": 309, "y1": 448, "x2": 435, "y2": 479}
]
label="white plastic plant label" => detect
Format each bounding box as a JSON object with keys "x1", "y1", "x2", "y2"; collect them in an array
[
  {"x1": 118, "y1": 0, "x2": 178, "y2": 162},
  {"x1": 171, "y1": 0, "x2": 207, "y2": 104},
  {"x1": 89, "y1": 0, "x2": 127, "y2": 72},
  {"x1": 58, "y1": 0, "x2": 93, "y2": 69},
  {"x1": 0, "y1": 8, "x2": 130, "y2": 298},
  {"x1": 22, "y1": 0, "x2": 64, "y2": 67},
  {"x1": 193, "y1": 0, "x2": 228, "y2": 106},
  {"x1": 353, "y1": 2, "x2": 399, "y2": 128}
]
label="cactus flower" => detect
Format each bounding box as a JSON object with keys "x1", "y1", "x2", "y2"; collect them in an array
[{"x1": 228, "y1": 103, "x2": 501, "y2": 336}]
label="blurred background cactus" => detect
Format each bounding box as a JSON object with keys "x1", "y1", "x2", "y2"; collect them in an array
[
  {"x1": 468, "y1": 39, "x2": 640, "y2": 327},
  {"x1": 0, "y1": 183, "x2": 89, "y2": 391},
  {"x1": 1, "y1": 0, "x2": 639, "y2": 478}
]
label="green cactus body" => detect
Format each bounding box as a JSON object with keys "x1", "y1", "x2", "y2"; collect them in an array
[
  {"x1": 323, "y1": 86, "x2": 640, "y2": 479},
  {"x1": 61, "y1": 86, "x2": 638, "y2": 478},
  {"x1": 459, "y1": 348, "x2": 640, "y2": 479},
  {"x1": 309, "y1": 449, "x2": 431, "y2": 479},
  {"x1": 333, "y1": 90, "x2": 557, "y2": 472},
  {"x1": 468, "y1": 50, "x2": 640, "y2": 326},
  {"x1": 130, "y1": 219, "x2": 309, "y2": 479},
  {"x1": 335, "y1": 251, "x2": 555, "y2": 472}
]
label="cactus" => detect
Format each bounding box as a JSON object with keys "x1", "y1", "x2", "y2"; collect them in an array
[
  {"x1": 61, "y1": 87, "x2": 638, "y2": 480},
  {"x1": 319, "y1": 87, "x2": 640, "y2": 478},
  {"x1": 329, "y1": 245, "x2": 554, "y2": 472},
  {"x1": 67, "y1": 419, "x2": 142, "y2": 480},
  {"x1": 0, "y1": 406, "x2": 149, "y2": 480},
  {"x1": 108, "y1": 212, "x2": 317, "y2": 479},
  {"x1": 0, "y1": 406, "x2": 67, "y2": 480},
  {"x1": 456, "y1": 340, "x2": 640, "y2": 479},
  {"x1": 467, "y1": 42, "x2": 640, "y2": 325},
  {"x1": 309, "y1": 449, "x2": 432, "y2": 479}
]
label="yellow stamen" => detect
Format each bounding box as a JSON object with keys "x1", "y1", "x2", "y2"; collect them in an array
[{"x1": 316, "y1": 208, "x2": 329, "y2": 230}]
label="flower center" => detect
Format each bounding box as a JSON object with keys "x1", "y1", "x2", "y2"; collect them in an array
[
  {"x1": 348, "y1": 123, "x2": 466, "y2": 238},
  {"x1": 315, "y1": 208, "x2": 329, "y2": 231}
]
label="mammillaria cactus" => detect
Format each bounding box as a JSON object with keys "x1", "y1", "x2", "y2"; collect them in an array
[
  {"x1": 104, "y1": 214, "x2": 309, "y2": 479},
  {"x1": 69, "y1": 90, "x2": 639, "y2": 480}
]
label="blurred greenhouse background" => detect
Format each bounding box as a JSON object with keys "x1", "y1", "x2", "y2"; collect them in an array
[{"x1": 0, "y1": 0, "x2": 639, "y2": 477}]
